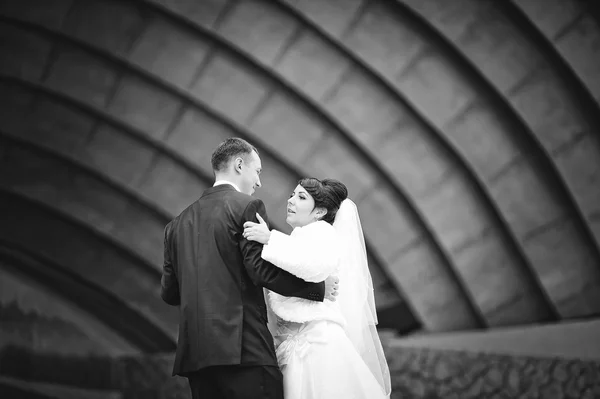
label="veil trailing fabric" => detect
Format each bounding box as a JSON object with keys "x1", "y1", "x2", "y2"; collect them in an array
[{"x1": 333, "y1": 199, "x2": 391, "y2": 396}]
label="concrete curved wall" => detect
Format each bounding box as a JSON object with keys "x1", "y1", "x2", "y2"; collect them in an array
[{"x1": 1, "y1": 0, "x2": 599, "y2": 371}]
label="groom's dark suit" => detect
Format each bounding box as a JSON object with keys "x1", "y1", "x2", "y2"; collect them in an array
[{"x1": 161, "y1": 184, "x2": 325, "y2": 398}]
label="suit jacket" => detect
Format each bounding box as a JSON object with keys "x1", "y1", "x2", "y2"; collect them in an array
[{"x1": 161, "y1": 184, "x2": 325, "y2": 376}]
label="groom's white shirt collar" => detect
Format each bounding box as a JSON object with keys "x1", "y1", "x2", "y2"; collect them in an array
[{"x1": 213, "y1": 180, "x2": 241, "y2": 192}]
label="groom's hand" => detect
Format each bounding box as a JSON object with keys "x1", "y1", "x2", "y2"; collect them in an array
[
  {"x1": 243, "y1": 213, "x2": 271, "y2": 244},
  {"x1": 324, "y1": 275, "x2": 339, "y2": 302}
]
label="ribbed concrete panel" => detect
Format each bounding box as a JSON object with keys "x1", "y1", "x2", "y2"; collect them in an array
[
  {"x1": 62, "y1": 0, "x2": 145, "y2": 56},
  {"x1": 106, "y1": 76, "x2": 183, "y2": 140},
  {"x1": 494, "y1": 163, "x2": 600, "y2": 316},
  {"x1": 0, "y1": 28, "x2": 299, "y2": 230},
  {"x1": 0, "y1": 192, "x2": 177, "y2": 339},
  {"x1": 0, "y1": 22, "x2": 216, "y2": 214},
  {"x1": 399, "y1": 0, "x2": 600, "y2": 242},
  {"x1": 46, "y1": 46, "x2": 119, "y2": 109},
  {"x1": 274, "y1": 0, "x2": 552, "y2": 326},
  {"x1": 0, "y1": 0, "x2": 72, "y2": 30},
  {"x1": 398, "y1": 0, "x2": 600, "y2": 317},
  {"x1": 302, "y1": 133, "x2": 377, "y2": 200},
  {"x1": 150, "y1": 0, "x2": 231, "y2": 29},
  {"x1": 512, "y1": 0, "x2": 600, "y2": 102},
  {"x1": 45, "y1": 0, "x2": 328, "y2": 212},
  {"x1": 523, "y1": 218, "x2": 600, "y2": 315},
  {"x1": 553, "y1": 135, "x2": 600, "y2": 246},
  {"x1": 395, "y1": 51, "x2": 479, "y2": 128},
  {"x1": 274, "y1": 2, "x2": 537, "y2": 327},
  {"x1": 4, "y1": 87, "x2": 94, "y2": 152},
  {"x1": 218, "y1": 2, "x2": 484, "y2": 329},
  {"x1": 0, "y1": 80, "x2": 35, "y2": 133},
  {"x1": 138, "y1": 0, "x2": 537, "y2": 330},
  {"x1": 217, "y1": 0, "x2": 300, "y2": 65},
  {"x1": 0, "y1": 136, "x2": 5, "y2": 160},
  {"x1": 503, "y1": 2, "x2": 600, "y2": 251},
  {"x1": 4, "y1": 0, "x2": 600, "y2": 342},
  {"x1": 190, "y1": 50, "x2": 272, "y2": 125},
  {"x1": 1, "y1": 6, "x2": 407, "y2": 325},
  {"x1": 140, "y1": 0, "x2": 385, "y2": 200},
  {"x1": 166, "y1": 107, "x2": 233, "y2": 170},
  {"x1": 372, "y1": 122, "x2": 451, "y2": 196},
  {"x1": 281, "y1": 0, "x2": 364, "y2": 38},
  {"x1": 249, "y1": 93, "x2": 328, "y2": 165},
  {"x1": 135, "y1": 154, "x2": 207, "y2": 215},
  {"x1": 0, "y1": 79, "x2": 401, "y2": 316},
  {"x1": 213, "y1": 0, "x2": 488, "y2": 327},
  {"x1": 555, "y1": 15, "x2": 600, "y2": 102},
  {"x1": 342, "y1": 3, "x2": 426, "y2": 79},
  {"x1": 450, "y1": 231, "x2": 533, "y2": 325},
  {"x1": 0, "y1": 23, "x2": 52, "y2": 81},
  {"x1": 1, "y1": 140, "x2": 165, "y2": 269},
  {"x1": 511, "y1": 0, "x2": 584, "y2": 38},
  {"x1": 386, "y1": 241, "x2": 477, "y2": 331},
  {"x1": 129, "y1": 0, "x2": 449, "y2": 332},
  {"x1": 507, "y1": 1, "x2": 600, "y2": 246},
  {"x1": 510, "y1": 69, "x2": 592, "y2": 149},
  {"x1": 489, "y1": 162, "x2": 567, "y2": 239},
  {"x1": 83, "y1": 124, "x2": 157, "y2": 188},
  {"x1": 129, "y1": 18, "x2": 210, "y2": 88},
  {"x1": 366, "y1": 255, "x2": 405, "y2": 310},
  {"x1": 0, "y1": 257, "x2": 140, "y2": 356},
  {"x1": 321, "y1": 69, "x2": 402, "y2": 144},
  {"x1": 35, "y1": 0, "x2": 422, "y2": 292},
  {"x1": 357, "y1": 189, "x2": 479, "y2": 331},
  {"x1": 274, "y1": 29, "x2": 352, "y2": 99},
  {"x1": 0, "y1": 79, "x2": 209, "y2": 219},
  {"x1": 17, "y1": 97, "x2": 154, "y2": 190}
]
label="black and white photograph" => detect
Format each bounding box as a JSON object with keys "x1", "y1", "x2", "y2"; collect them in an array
[{"x1": 1, "y1": 0, "x2": 600, "y2": 398}]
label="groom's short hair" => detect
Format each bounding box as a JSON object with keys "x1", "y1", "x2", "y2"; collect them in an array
[{"x1": 211, "y1": 137, "x2": 259, "y2": 172}]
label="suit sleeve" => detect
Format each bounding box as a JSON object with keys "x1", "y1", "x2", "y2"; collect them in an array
[
  {"x1": 239, "y1": 199, "x2": 325, "y2": 302},
  {"x1": 161, "y1": 222, "x2": 180, "y2": 306}
]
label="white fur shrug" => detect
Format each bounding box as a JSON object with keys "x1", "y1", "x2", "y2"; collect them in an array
[{"x1": 261, "y1": 220, "x2": 345, "y2": 325}]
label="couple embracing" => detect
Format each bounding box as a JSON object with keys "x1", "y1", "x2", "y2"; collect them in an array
[{"x1": 161, "y1": 138, "x2": 391, "y2": 399}]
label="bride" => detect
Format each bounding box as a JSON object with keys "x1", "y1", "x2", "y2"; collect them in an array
[{"x1": 243, "y1": 178, "x2": 391, "y2": 399}]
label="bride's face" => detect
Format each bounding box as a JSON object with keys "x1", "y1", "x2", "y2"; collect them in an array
[{"x1": 286, "y1": 185, "x2": 320, "y2": 228}]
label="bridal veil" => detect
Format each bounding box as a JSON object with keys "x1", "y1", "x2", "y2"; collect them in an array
[{"x1": 333, "y1": 199, "x2": 391, "y2": 396}]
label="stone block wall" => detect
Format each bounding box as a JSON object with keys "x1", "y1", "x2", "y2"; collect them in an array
[{"x1": 387, "y1": 346, "x2": 600, "y2": 399}]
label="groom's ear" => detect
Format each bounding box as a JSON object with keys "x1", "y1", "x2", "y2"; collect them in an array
[{"x1": 233, "y1": 157, "x2": 243, "y2": 173}]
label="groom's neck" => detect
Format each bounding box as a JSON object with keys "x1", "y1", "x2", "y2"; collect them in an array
[{"x1": 214, "y1": 173, "x2": 240, "y2": 186}]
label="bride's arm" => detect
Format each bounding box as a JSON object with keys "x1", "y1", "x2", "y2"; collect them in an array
[{"x1": 260, "y1": 222, "x2": 339, "y2": 282}]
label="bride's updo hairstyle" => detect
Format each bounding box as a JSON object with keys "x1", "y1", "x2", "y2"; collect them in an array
[{"x1": 298, "y1": 178, "x2": 348, "y2": 225}]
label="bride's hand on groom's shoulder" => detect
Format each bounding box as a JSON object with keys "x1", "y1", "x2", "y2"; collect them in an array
[{"x1": 243, "y1": 213, "x2": 271, "y2": 244}]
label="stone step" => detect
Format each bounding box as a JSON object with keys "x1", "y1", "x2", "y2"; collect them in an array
[{"x1": 391, "y1": 318, "x2": 600, "y2": 360}]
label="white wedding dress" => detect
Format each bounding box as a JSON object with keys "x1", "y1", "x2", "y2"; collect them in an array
[{"x1": 261, "y1": 200, "x2": 391, "y2": 399}]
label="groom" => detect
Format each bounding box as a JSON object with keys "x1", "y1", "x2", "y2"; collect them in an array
[{"x1": 161, "y1": 137, "x2": 339, "y2": 399}]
